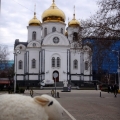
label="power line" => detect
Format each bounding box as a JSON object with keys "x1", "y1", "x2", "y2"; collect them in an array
[
  {"x1": 12, "y1": 0, "x2": 41, "y2": 16},
  {"x1": 0, "y1": 0, "x2": 1, "y2": 15},
  {"x1": 12, "y1": 0, "x2": 33, "y2": 13}
]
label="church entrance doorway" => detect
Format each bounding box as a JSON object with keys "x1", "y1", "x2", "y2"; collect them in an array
[{"x1": 53, "y1": 71, "x2": 59, "y2": 82}]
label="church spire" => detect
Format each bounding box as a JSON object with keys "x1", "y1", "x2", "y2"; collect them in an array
[
  {"x1": 73, "y1": 5, "x2": 75, "y2": 19},
  {"x1": 34, "y1": 4, "x2": 36, "y2": 16}
]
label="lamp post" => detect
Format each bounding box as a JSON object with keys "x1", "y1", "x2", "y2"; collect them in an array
[
  {"x1": 13, "y1": 50, "x2": 21, "y2": 93},
  {"x1": 112, "y1": 50, "x2": 120, "y2": 90}
]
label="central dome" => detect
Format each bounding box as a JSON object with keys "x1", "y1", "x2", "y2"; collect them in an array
[{"x1": 42, "y1": 0, "x2": 66, "y2": 23}]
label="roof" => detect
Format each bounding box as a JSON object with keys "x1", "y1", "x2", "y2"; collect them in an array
[{"x1": 0, "y1": 80, "x2": 10, "y2": 84}]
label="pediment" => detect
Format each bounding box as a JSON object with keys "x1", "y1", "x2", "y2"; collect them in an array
[
  {"x1": 15, "y1": 44, "x2": 26, "y2": 50},
  {"x1": 42, "y1": 32, "x2": 70, "y2": 46},
  {"x1": 27, "y1": 41, "x2": 41, "y2": 48}
]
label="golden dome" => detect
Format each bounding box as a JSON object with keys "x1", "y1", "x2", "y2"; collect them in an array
[
  {"x1": 68, "y1": 14, "x2": 80, "y2": 27},
  {"x1": 42, "y1": 0, "x2": 66, "y2": 22},
  {"x1": 29, "y1": 12, "x2": 41, "y2": 26}
]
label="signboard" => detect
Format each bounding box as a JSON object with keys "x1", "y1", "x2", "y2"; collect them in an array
[{"x1": 53, "y1": 73, "x2": 58, "y2": 78}]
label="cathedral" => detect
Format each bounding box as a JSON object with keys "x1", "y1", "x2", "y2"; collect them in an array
[{"x1": 14, "y1": 0, "x2": 92, "y2": 88}]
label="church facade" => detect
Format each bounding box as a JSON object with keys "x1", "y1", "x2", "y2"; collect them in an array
[{"x1": 14, "y1": 0, "x2": 92, "y2": 87}]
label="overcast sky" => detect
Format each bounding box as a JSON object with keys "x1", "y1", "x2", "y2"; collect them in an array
[{"x1": 0, "y1": 0, "x2": 99, "y2": 60}]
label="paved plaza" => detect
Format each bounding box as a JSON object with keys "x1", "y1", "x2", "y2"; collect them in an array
[{"x1": 0, "y1": 90, "x2": 120, "y2": 120}]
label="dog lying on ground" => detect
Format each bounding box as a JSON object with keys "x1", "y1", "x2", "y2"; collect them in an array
[{"x1": 0, "y1": 94, "x2": 64, "y2": 120}]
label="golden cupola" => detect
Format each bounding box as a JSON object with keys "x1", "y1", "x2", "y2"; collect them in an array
[
  {"x1": 68, "y1": 13, "x2": 80, "y2": 27},
  {"x1": 29, "y1": 12, "x2": 41, "y2": 26},
  {"x1": 42, "y1": 0, "x2": 66, "y2": 23}
]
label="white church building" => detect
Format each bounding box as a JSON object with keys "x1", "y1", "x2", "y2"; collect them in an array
[{"x1": 14, "y1": 0, "x2": 92, "y2": 87}]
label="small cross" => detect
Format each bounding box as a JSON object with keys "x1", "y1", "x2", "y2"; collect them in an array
[
  {"x1": 74, "y1": 5, "x2": 75, "y2": 14},
  {"x1": 34, "y1": 4, "x2": 36, "y2": 13}
]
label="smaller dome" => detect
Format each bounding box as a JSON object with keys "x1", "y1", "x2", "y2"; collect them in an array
[
  {"x1": 68, "y1": 14, "x2": 80, "y2": 27},
  {"x1": 29, "y1": 12, "x2": 41, "y2": 26}
]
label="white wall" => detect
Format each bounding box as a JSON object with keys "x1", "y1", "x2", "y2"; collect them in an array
[
  {"x1": 27, "y1": 26, "x2": 42, "y2": 42},
  {"x1": 42, "y1": 22, "x2": 66, "y2": 38},
  {"x1": 27, "y1": 48, "x2": 40, "y2": 74},
  {"x1": 17, "y1": 76, "x2": 24, "y2": 81},
  {"x1": 44, "y1": 46, "x2": 68, "y2": 82},
  {"x1": 70, "y1": 51, "x2": 81, "y2": 74},
  {"x1": 29, "y1": 75, "x2": 38, "y2": 80}
]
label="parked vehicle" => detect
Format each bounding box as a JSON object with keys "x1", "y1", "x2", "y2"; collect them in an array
[{"x1": 40, "y1": 80, "x2": 54, "y2": 87}]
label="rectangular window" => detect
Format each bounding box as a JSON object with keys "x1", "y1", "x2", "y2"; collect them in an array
[
  {"x1": 32, "y1": 59, "x2": 36, "y2": 68},
  {"x1": 73, "y1": 60, "x2": 78, "y2": 69},
  {"x1": 85, "y1": 62, "x2": 88, "y2": 70},
  {"x1": 19, "y1": 61, "x2": 22, "y2": 69},
  {"x1": 52, "y1": 58, "x2": 55, "y2": 67},
  {"x1": 57, "y1": 58, "x2": 60, "y2": 67}
]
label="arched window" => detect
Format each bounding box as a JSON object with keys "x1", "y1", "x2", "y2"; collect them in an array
[
  {"x1": 32, "y1": 31, "x2": 36, "y2": 40},
  {"x1": 19, "y1": 60, "x2": 22, "y2": 69},
  {"x1": 73, "y1": 32, "x2": 78, "y2": 41},
  {"x1": 52, "y1": 27, "x2": 56, "y2": 32},
  {"x1": 61, "y1": 28, "x2": 63, "y2": 34},
  {"x1": 57, "y1": 57, "x2": 60, "y2": 67},
  {"x1": 73, "y1": 59, "x2": 78, "y2": 69},
  {"x1": 52, "y1": 57, "x2": 55, "y2": 67},
  {"x1": 32, "y1": 59, "x2": 36, "y2": 68},
  {"x1": 85, "y1": 62, "x2": 88, "y2": 70},
  {"x1": 44, "y1": 28, "x2": 47, "y2": 37}
]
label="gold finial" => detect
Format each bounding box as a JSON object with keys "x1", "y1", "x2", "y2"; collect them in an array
[
  {"x1": 52, "y1": 0, "x2": 55, "y2": 9},
  {"x1": 73, "y1": 5, "x2": 75, "y2": 19},
  {"x1": 34, "y1": 4, "x2": 36, "y2": 12},
  {"x1": 34, "y1": 4, "x2": 36, "y2": 18},
  {"x1": 74, "y1": 5, "x2": 75, "y2": 14}
]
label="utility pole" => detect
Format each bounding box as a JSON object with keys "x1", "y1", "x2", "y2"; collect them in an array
[
  {"x1": 0, "y1": 0, "x2": 1, "y2": 16},
  {"x1": 112, "y1": 50, "x2": 120, "y2": 90}
]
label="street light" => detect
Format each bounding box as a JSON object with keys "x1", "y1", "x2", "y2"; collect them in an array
[
  {"x1": 13, "y1": 50, "x2": 21, "y2": 93},
  {"x1": 112, "y1": 50, "x2": 120, "y2": 90}
]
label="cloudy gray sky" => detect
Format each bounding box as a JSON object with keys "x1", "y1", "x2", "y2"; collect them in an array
[{"x1": 0, "y1": 0, "x2": 98, "y2": 60}]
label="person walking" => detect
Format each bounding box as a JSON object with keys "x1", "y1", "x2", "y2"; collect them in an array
[
  {"x1": 113, "y1": 84, "x2": 118, "y2": 97},
  {"x1": 51, "y1": 89, "x2": 54, "y2": 97},
  {"x1": 8, "y1": 85, "x2": 11, "y2": 94},
  {"x1": 30, "y1": 89, "x2": 34, "y2": 97},
  {"x1": 108, "y1": 85, "x2": 110, "y2": 93}
]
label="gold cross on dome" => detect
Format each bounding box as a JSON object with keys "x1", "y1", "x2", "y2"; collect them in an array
[
  {"x1": 53, "y1": 0, "x2": 55, "y2": 3},
  {"x1": 74, "y1": 5, "x2": 75, "y2": 14}
]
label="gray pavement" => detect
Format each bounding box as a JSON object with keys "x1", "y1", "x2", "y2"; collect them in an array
[
  {"x1": 0, "y1": 90, "x2": 120, "y2": 120},
  {"x1": 25, "y1": 90, "x2": 120, "y2": 120}
]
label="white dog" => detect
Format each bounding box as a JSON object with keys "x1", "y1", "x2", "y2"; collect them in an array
[{"x1": 0, "y1": 94, "x2": 64, "y2": 120}]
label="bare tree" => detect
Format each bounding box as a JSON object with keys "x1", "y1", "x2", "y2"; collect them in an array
[
  {"x1": 0, "y1": 45, "x2": 9, "y2": 75},
  {"x1": 81, "y1": 0, "x2": 120, "y2": 39},
  {"x1": 0, "y1": 45, "x2": 9, "y2": 61},
  {"x1": 72, "y1": 0, "x2": 120, "y2": 81}
]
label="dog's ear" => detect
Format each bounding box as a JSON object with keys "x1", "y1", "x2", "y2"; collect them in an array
[{"x1": 34, "y1": 96, "x2": 49, "y2": 106}]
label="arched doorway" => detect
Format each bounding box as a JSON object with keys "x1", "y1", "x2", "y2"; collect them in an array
[{"x1": 53, "y1": 71, "x2": 59, "y2": 82}]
